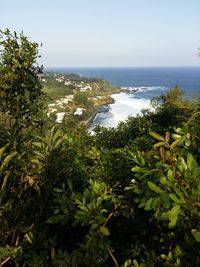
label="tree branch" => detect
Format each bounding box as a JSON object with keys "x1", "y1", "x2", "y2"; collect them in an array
[{"x1": 108, "y1": 247, "x2": 119, "y2": 267}]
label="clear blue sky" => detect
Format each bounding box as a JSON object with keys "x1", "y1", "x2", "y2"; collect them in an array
[{"x1": 1, "y1": 0, "x2": 200, "y2": 67}]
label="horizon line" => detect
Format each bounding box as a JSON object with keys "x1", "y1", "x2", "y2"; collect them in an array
[{"x1": 44, "y1": 65, "x2": 200, "y2": 69}]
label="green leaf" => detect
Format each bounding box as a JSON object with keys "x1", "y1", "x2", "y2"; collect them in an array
[
  {"x1": 174, "y1": 245, "x2": 183, "y2": 257},
  {"x1": 168, "y1": 204, "x2": 181, "y2": 228},
  {"x1": 153, "y1": 142, "x2": 166, "y2": 149},
  {"x1": 133, "y1": 260, "x2": 139, "y2": 267},
  {"x1": 25, "y1": 232, "x2": 34, "y2": 244},
  {"x1": 169, "y1": 193, "x2": 181, "y2": 203},
  {"x1": 172, "y1": 133, "x2": 182, "y2": 140},
  {"x1": 33, "y1": 150, "x2": 45, "y2": 160},
  {"x1": 124, "y1": 259, "x2": 132, "y2": 267},
  {"x1": 173, "y1": 186, "x2": 184, "y2": 199},
  {"x1": 151, "y1": 197, "x2": 159, "y2": 209},
  {"x1": 100, "y1": 226, "x2": 110, "y2": 236},
  {"x1": 191, "y1": 229, "x2": 200, "y2": 242},
  {"x1": 32, "y1": 141, "x2": 42, "y2": 148},
  {"x1": 167, "y1": 169, "x2": 174, "y2": 182},
  {"x1": 161, "y1": 193, "x2": 171, "y2": 209},
  {"x1": 1, "y1": 171, "x2": 10, "y2": 190},
  {"x1": 150, "y1": 132, "x2": 165, "y2": 141},
  {"x1": 132, "y1": 166, "x2": 146, "y2": 173},
  {"x1": 170, "y1": 139, "x2": 180, "y2": 149},
  {"x1": 30, "y1": 158, "x2": 40, "y2": 167},
  {"x1": 185, "y1": 139, "x2": 191, "y2": 147},
  {"x1": 165, "y1": 131, "x2": 170, "y2": 142},
  {"x1": 159, "y1": 212, "x2": 169, "y2": 220},
  {"x1": 147, "y1": 181, "x2": 163, "y2": 193},
  {"x1": 144, "y1": 197, "x2": 154, "y2": 210},
  {"x1": 0, "y1": 151, "x2": 17, "y2": 172},
  {"x1": 46, "y1": 214, "x2": 66, "y2": 224},
  {"x1": 160, "y1": 176, "x2": 169, "y2": 186},
  {"x1": 174, "y1": 128, "x2": 183, "y2": 134},
  {"x1": 187, "y1": 153, "x2": 198, "y2": 170},
  {"x1": 138, "y1": 202, "x2": 145, "y2": 208},
  {"x1": 53, "y1": 137, "x2": 65, "y2": 150},
  {"x1": 0, "y1": 187, "x2": 6, "y2": 202},
  {"x1": 52, "y1": 130, "x2": 63, "y2": 143},
  {"x1": 53, "y1": 188, "x2": 63, "y2": 193},
  {"x1": 178, "y1": 157, "x2": 187, "y2": 171},
  {"x1": 193, "y1": 167, "x2": 200, "y2": 178},
  {"x1": 0, "y1": 145, "x2": 8, "y2": 158},
  {"x1": 139, "y1": 156, "x2": 145, "y2": 166},
  {"x1": 161, "y1": 254, "x2": 168, "y2": 260}
]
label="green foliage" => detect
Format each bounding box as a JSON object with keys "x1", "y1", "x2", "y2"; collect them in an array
[
  {"x1": 0, "y1": 30, "x2": 200, "y2": 267},
  {"x1": 74, "y1": 91, "x2": 90, "y2": 107},
  {"x1": 128, "y1": 127, "x2": 200, "y2": 265},
  {"x1": 0, "y1": 29, "x2": 44, "y2": 125},
  {"x1": 151, "y1": 85, "x2": 184, "y2": 107},
  {"x1": 164, "y1": 85, "x2": 184, "y2": 103},
  {"x1": 1, "y1": 96, "x2": 200, "y2": 266},
  {"x1": 43, "y1": 85, "x2": 72, "y2": 99}
]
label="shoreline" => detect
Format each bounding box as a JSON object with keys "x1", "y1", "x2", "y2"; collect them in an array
[
  {"x1": 81, "y1": 97, "x2": 116, "y2": 129},
  {"x1": 85, "y1": 90, "x2": 155, "y2": 131}
]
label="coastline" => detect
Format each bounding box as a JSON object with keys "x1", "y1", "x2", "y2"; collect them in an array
[
  {"x1": 81, "y1": 97, "x2": 115, "y2": 129},
  {"x1": 81, "y1": 105, "x2": 111, "y2": 129},
  {"x1": 83, "y1": 111, "x2": 97, "y2": 128},
  {"x1": 86, "y1": 89, "x2": 156, "y2": 131}
]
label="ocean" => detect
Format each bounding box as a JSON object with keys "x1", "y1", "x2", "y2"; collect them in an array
[{"x1": 47, "y1": 67, "x2": 200, "y2": 129}]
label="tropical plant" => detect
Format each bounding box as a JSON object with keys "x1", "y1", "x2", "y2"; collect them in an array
[{"x1": 0, "y1": 29, "x2": 44, "y2": 127}]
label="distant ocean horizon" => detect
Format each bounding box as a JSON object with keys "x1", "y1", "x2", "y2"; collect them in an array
[
  {"x1": 46, "y1": 66, "x2": 200, "y2": 95},
  {"x1": 46, "y1": 67, "x2": 200, "y2": 129}
]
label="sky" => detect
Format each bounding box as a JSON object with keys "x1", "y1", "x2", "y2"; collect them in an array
[{"x1": 1, "y1": 0, "x2": 200, "y2": 67}]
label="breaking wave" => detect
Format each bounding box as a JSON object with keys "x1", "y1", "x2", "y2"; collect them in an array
[{"x1": 89, "y1": 86, "x2": 167, "y2": 132}]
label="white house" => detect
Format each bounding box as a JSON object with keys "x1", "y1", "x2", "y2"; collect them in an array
[
  {"x1": 56, "y1": 112, "x2": 66, "y2": 123},
  {"x1": 74, "y1": 108, "x2": 85, "y2": 116}
]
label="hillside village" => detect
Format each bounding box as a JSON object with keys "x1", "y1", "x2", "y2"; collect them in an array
[{"x1": 42, "y1": 72, "x2": 120, "y2": 126}]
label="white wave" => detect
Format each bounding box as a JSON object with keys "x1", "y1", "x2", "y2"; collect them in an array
[
  {"x1": 108, "y1": 93, "x2": 151, "y2": 125},
  {"x1": 90, "y1": 88, "x2": 166, "y2": 131},
  {"x1": 121, "y1": 86, "x2": 167, "y2": 93},
  {"x1": 137, "y1": 86, "x2": 166, "y2": 92},
  {"x1": 117, "y1": 99, "x2": 150, "y2": 110}
]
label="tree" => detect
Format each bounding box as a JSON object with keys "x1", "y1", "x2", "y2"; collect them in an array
[
  {"x1": 151, "y1": 85, "x2": 185, "y2": 109},
  {"x1": 0, "y1": 29, "x2": 44, "y2": 125},
  {"x1": 74, "y1": 91, "x2": 90, "y2": 107}
]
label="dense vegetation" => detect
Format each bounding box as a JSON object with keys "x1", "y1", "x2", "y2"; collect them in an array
[
  {"x1": 42, "y1": 71, "x2": 120, "y2": 101},
  {"x1": 0, "y1": 30, "x2": 200, "y2": 267}
]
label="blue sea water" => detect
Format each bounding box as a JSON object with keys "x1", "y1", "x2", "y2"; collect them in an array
[
  {"x1": 46, "y1": 67, "x2": 200, "y2": 129},
  {"x1": 47, "y1": 67, "x2": 200, "y2": 95}
]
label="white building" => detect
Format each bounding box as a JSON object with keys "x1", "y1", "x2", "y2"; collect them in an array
[
  {"x1": 74, "y1": 108, "x2": 85, "y2": 116},
  {"x1": 56, "y1": 112, "x2": 66, "y2": 123}
]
